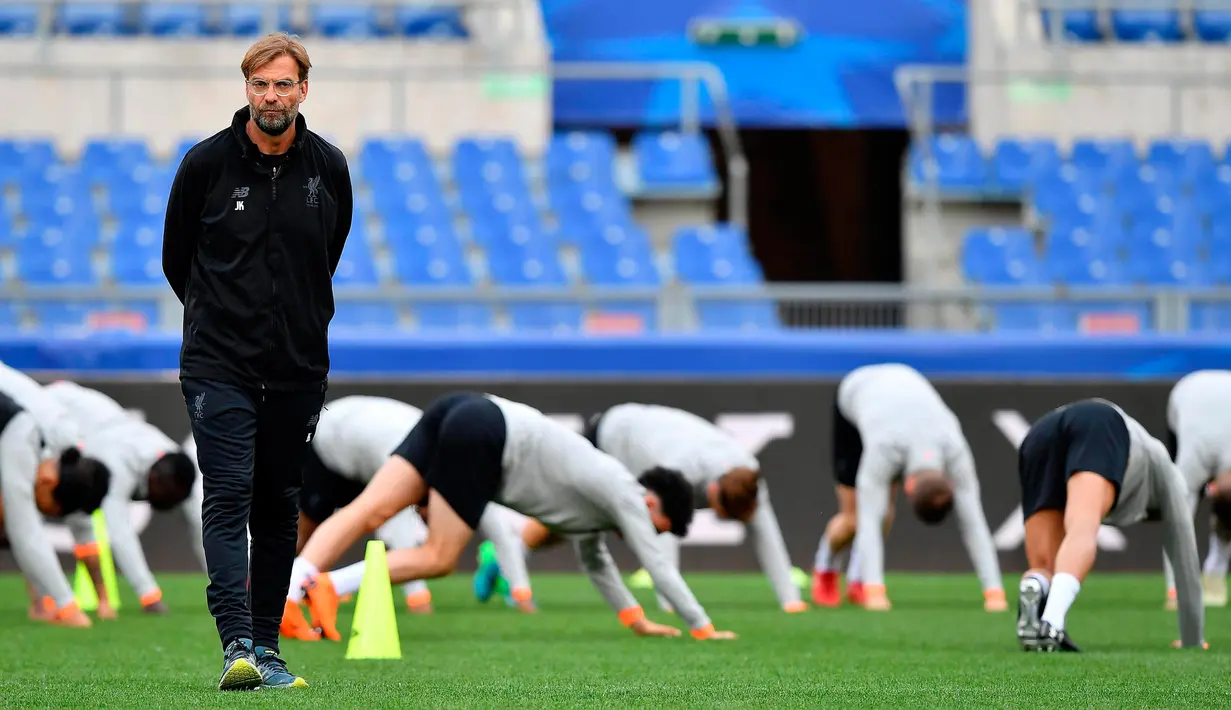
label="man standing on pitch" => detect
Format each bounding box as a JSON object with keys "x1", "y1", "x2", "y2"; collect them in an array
[{"x1": 162, "y1": 32, "x2": 352, "y2": 691}]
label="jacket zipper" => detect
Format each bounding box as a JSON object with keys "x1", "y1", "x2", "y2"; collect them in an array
[{"x1": 267, "y1": 165, "x2": 280, "y2": 365}]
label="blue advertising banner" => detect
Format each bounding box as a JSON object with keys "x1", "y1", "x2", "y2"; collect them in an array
[
  {"x1": 544, "y1": 0, "x2": 967, "y2": 128},
  {"x1": 4, "y1": 332, "x2": 1229, "y2": 379}
]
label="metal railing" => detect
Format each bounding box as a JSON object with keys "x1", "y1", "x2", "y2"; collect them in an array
[{"x1": 14, "y1": 283, "x2": 1230, "y2": 334}]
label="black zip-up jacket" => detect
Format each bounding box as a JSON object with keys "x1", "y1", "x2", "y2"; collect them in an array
[{"x1": 162, "y1": 107, "x2": 352, "y2": 391}]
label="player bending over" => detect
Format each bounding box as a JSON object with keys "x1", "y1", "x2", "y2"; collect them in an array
[
  {"x1": 297, "y1": 392, "x2": 735, "y2": 640},
  {"x1": 70, "y1": 418, "x2": 199, "y2": 615},
  {"x1": 1016, "y1": 399, "x2": 1205, "y2": 652},
  {"x1": 282, "y1": 395, "x2": 535, "y2": 642},
  {"x1": 0, "y1": 389, "x2": 111, "y2": 627},
  {"x1": 585, "y1": 402, "x2": 806, "y2": 613},
  {"x1": 1165, "y1": 370, "x2": 1231, "y2": 608},
  {"x1": 813, "y1": 363, "x2": 1005, "y2": 612}
]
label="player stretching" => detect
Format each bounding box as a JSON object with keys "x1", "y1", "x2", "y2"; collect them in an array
[
  {"x1": 1016, "y1": 399, "x2": 1205, "y2": 652},
  {"x1": 49, "y1": 381, "x2": 201, "y2": 614},
  {"x1": 0, "y1": 388, "x2": 111, "y2": 627},
  {"x1": 813, "y1": 364, "x2": 1005, "y2": 612},
  {"x1": 281, "y1": 395, "x2": 534, "y2": 642},
  {"x1": 1165, "y1": 370, "x2": 1231, "y2": 609},
  {"x1": 297, "y1": 392, "x2": 735, "y2": 640},
  {"x1": 585, "y1": 403, "x2": 806, "y2": 613}
]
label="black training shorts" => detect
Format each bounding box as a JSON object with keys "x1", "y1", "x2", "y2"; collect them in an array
[
  {"x1": 298, "y1": 445, "x2": 366, "y2": 523},
  {"x1": 392, "y1": 392, "x2": 507, "y2": 530},
  {"x1": 1019, "y1": 399, "x2": 1130, "y2": 519},
  {"x1": 831, "y1": 393, "x2": 864, "y2": 488}
]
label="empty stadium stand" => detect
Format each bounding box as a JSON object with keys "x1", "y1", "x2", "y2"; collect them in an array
[
  {"x1": 907, "y1": 133, "x2": 1231, "y2": 333},
  {"x1": 0, "y1": 128, "x2": 767, "y2": 333},
  {"x1": 0, "y1": 2, "x2": 469, "y2": 39}
]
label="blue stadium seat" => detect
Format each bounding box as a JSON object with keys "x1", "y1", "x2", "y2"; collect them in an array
[
  {"x1": 1040, "y1": 9, "x2": 1101, "y2": 41},
  {"x1": 16, "y1": 242, "x2": 96, "y2": 286},
  {"x1": 332, "y1": 303, "x2": 401, "y2": 331},
  {"x1": 414, "y1": 304, "x2": 493, "y2": 331},
  {"x1": 1125, "y1": 227, "x2": 1203, "y2": 285},
  {"x1": 0, "y1": 139, "x2": 57, "y2": 177},
  {"x1": 59, "y1": 3, "x2": 129, "y2": 35},
  {"x1": 547, "y1": 131, "x2": 617, "y2": 187},
  {"x1": 1193, "y1": 169, "x2": 1231, "y2": 212},
  {"x1": 506, "y1": 302, "x2": 585, "y2": 332},
  {"x1": 1070, "y1": 138, "x2": 1137, "y2": 174},
  {"x1": 394, "y1": 7, "x2": 468, "y2": 38},
  {"x1": 909, "y1": 134, "x2": 988, "y2": 191},
  {"x1": 487, "y1": 247, "x2": 568, "y2": 287},
  {"x1": 632, "y1": 132, "x2": 718, "y2": 192},
  {"x1": 1147, "y1": 138, "x2": 1215, "y2": 179},
  {"x1": 991, "y1": 138, "x2": 1060, "y2": 193},
  {"x1": 551, "y1": 184, "x2": 631, "y2": 233},
  {"x1": 471, "y1": 217, "x2": 550, "y2": 252},
  {"x1": 1028, "y1": 164, "x2": 1105, "y2": 218},
  {"x1": 19, "y1": 180, "x2": 94, "y2": 224},
  {"x1": 697, "y1": 301, "x2": 780, "y2": 331},
  {"x1": 112, "y1": 222, "x2": 162, "y2": 255},
  {"x1": 454, "y1": 137, "x2": 522, "y2": 178},
  {"x1": 0, "y1": 4, "x2": 38, "y2": 35},
  {"x1": 1195, "y1": 6, "x2": 1231, "y2": 41},
  {"x1": 1190, "y1": 302, "x2": 1231, "y2": 332},
  {"x1": 390, "y1": 235, "x2": 471, "y2": 286},
  {"x1": 332, "y1": 239, "x2": 380, "y2": 288},
  {"x1": 582, "y1": 248, "x2": 661, "y2": 287},
  {"x1": 110, "y1": 249, "x2": 163, "y2": 286},
  {"x1": 312, "y1": 4, "x2": 381, "y2": 38},
  {"x1": 576, "y1": 222, "x2": 654, "y2": 256},
  {"x1": 1112, "y1": 10, "x2": 1183, "y2": 42},
  {"x1": 462, "y1": 188, "x2": 539, "y2": 231},
  {"x1": 961, "y1": 227, "x2": 1041, "y2": 285},
  {"x1": 141, "y1": 3, "x2": 206, "y2": 36},
  {"x1": 673, "y1": 224, "x2": 759, "y2": 283},
  {"x1": 1042, "y1": 237, "x2": 1125, "y2": 285},
  {"x1": 372, "y1": 186, "x2": 450, "y2": 224},
  {"x1": 81, "y1": 138, "x2": 152, "y2": 181},
  {"x1": 222, "y1": 4, "x2": 292, "y2": 36}
]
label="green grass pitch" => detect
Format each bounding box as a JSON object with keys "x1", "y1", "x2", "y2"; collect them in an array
[{"x1": 0, "y1": 572, "x2": 1227, "y2": 708}]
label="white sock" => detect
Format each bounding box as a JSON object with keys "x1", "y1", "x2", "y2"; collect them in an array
[
  {"x1": 330, "y1": 561, "x2": 366, "y2": 598},
  {"x1": 287, "y1": 558, "x2": 319, "y2": 602},
  {"x1": 1040, "y1": 573, "x2": 1080, "y2": 631},
  {"x1": 814, "y1": 534, "x2": 837, "y2": 572},
  {"x1": 402, "y1": 579, "x2": 429, "y2": 600},
  {"x1": 1204, "y1": 532, "x2": 1231, "y2": 576},
  {"x1": 1023, "y1": 571, "x2": 1051, "y2": 597},
  {"x1": 847, "y1": 549, "x2": 861, "y2": 583}
]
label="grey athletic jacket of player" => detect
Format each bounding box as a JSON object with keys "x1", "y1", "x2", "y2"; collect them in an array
[
  {"x1": 595, "y1": 403, "x2": 800, "y2": 607},
  {"x1": 1162, "y1": 370, "x2": 1231, "y2": 591},
  {"x1": 0, "y1": 409, "x2": 76, "y2": 607},
  {"x1": 1096, "y1": 400, "x2": 1204, "y2": 646},
  {"x1": 45, "y1": 380, "x2": 139, "y2": 436},
  {"x1": 0, "y1": 361, "x2": 80, "y2": 457},
  {"x1": 839, "y1": 364, "x2": 1003, "y2": 593},
  {"x1": 486, "y1": 395, "x2": 713, "y2": 631},
  {"x1": 316, "y1": 395, "x2": 531, "y2": 594}
]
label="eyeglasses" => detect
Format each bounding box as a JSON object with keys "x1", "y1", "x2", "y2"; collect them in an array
[{"x1": 247, "y1": 79, "x2": 300, "y2": 97}]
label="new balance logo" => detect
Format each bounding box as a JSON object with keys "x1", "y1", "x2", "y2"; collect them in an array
[
  {"x1": 231, "y1": 187, "x2": 250, "y2": 198},
  {"x1": 234, "y1": 201, "x2": 244, "y2": 211}
]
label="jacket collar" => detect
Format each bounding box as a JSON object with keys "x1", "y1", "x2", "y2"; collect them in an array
[{"x1": 230, "y1": 106, "x2": 308, "y2": 158}]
